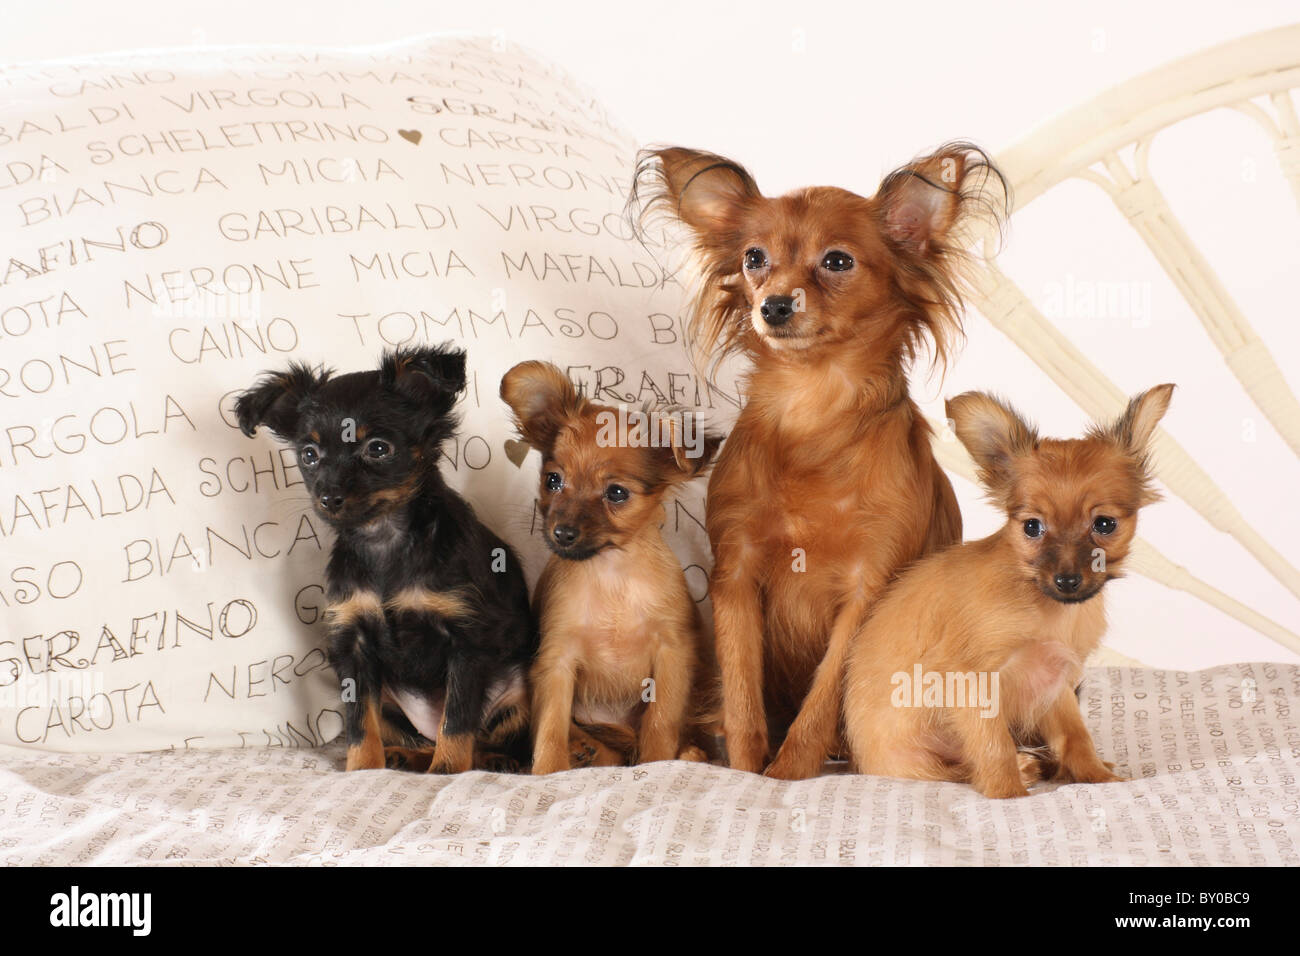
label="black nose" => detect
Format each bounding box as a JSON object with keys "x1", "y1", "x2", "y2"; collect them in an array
[
  {"x1": 319, "y1": 494, "x2": 345, "y2": 514},
  {"x1": 552, "y1": 525, "x2": 578, "y2": 547},
  {"x1": 760, "y1": 295, "x2": 796, "y2": 326},
  {"x1": 1054, "y1": 573, "x2": 1082, "y2": 594}
]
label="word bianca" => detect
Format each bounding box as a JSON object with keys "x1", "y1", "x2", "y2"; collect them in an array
[
  {"x1": 890, "y1": 664, "x2": 1001, "y2": 718},
  {"x1": 49, "y1": 885, "x2": 151, "y2": 936},
  {"x1": 594, "y1": 406, "x2": 705, "y2": 459}
]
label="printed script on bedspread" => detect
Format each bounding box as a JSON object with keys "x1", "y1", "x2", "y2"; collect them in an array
[{"x1": 0, "y1": 664, "x2": 1296, "y2": 864}]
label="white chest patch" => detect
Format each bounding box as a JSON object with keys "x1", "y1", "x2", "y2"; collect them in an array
[{"x1": 385, "y1": 688, "x2": 444, "y2": 741}]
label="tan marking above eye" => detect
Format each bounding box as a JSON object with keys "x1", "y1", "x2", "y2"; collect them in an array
[
  {"x1": 325, "y1": 591, "x2": 383, "y2": 628},
  {"x1": 384, "y1": 587, "x2": 474, "y2": 619}
]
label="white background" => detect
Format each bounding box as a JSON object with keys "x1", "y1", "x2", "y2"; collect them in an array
[{"x1": 4, "y1": 1, "x2": 1299, "y2": 669}]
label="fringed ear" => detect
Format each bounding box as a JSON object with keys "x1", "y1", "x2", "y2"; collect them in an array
[
  {"x1": 659, "y1": 412, "x2": 724, "y2": 482},
  {"x1": 877, "y1": 142, "x2": 1008, "y2": 254},
  {"x1": 499, "y1": 360, "x2": 585, "y2": 455},
  {"x1": 1092, "y1": 383, "x2": 1175, "y2": 505},
  {"x1": 379, "y1": 344, "x2": 467, "y2": 421},
  {"x1": 946, "y1": 391, "x2": 1037, "y2": 505},
  {"x1": 875, "y1": 143, "x2": 1009, "y2": 371},
  {"x1": 631, "y1": 146, "x2": 760, "y2": 236},
  {"x1": 879, "y1": 150, "x2": 962, "y2": 253},
  {"x1": 628, "y1": 146, "x2": 761, "y2": 360},
  {"x1": 234, "y1": 362, "x2": 328, "y2": 440},
  {"x1": 1103, "y1": 384, "x2": 1175, "y2": 457}
]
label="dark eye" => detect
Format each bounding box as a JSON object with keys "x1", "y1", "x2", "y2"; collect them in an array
[
  {"x1": 1093, "y1": 516, "x2": 1117, "y2": 535},
  {"x1": 604, "y1": 484, "x2": 629, "y2": 503},
  {"x1": 545, "y1": 472, "x2": 563, "y2": 492},
  {"x1": 821, "y1": 250, "x2": 854, "y2": 272},
  {"x1": 743, "y1": 248, "x2": 768, "y2": 271},
  {"x1": 300, "y1": 444, "x2": 320, "y2": 466},
  {"x1": 364, "y1": 439, "x2": 393, "y2": 460},
  {"x1": 1023, "y1": 518, "x2": 1044, "y2": 539}
]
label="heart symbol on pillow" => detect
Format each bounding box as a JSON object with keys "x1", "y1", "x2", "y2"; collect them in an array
[
  {"x1": 504, "y1": 439, "x2": 531, "y2": 468},
  {"x1": 398, "y1": 129, "x2": 422, "y2": 145}
]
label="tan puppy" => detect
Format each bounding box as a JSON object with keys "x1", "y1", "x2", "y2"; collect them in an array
[
  {"x1": 501, "y1": 361, "x2": 721, "y2": 774},
  {"x1": 844, "y1": 385, "x2": 1174, "y2": 798}
]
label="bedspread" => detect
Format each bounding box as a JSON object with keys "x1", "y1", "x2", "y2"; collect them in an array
[{"x1": 1, "y1": 663, "x2": 1297, "y2": 866}]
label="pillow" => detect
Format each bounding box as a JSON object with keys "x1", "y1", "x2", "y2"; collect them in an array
[{"x1": 0, "y1": 33, "x2": 726, "y2": 751}]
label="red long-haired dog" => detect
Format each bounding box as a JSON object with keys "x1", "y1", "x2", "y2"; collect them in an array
[{"x1": 633, "y1": 143, "x2": 1007, "y2": 777}]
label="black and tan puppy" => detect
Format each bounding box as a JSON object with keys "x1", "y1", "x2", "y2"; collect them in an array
[{"x1": 235, "y1": 344, "x2": 536, "y2": 773}]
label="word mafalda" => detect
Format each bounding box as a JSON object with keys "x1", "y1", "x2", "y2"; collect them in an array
[
  {"x1": 594, "y1": 406, "x2": 706, "y2": 458},
  {"x1": 890, "y1": 665, "x2": 1000, "y2": 718}
]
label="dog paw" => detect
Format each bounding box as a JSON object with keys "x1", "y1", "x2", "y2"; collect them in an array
[
  {"x1": 426, "y1": 754, "x2": 471, "y2": 775},
  {"x1": 724, "y1": 731, "x2": 769, "y2": 774},
  {"x1": 345, "y1": 742, "x2": 386, "y2": 772},
  {"x1": 569, "y1": 740, "x2": 599, "y2": 768},
  {"x1": 676, "y1": 745, "x2": 709, "y2": 763},
  {"x1": 384, "y1": 746, "x2": 434, "y2": 772},
  {"x1": 531, "y1": 757, "x2": 569, "y2": 776},
  {"x1": 763, "y1": 754, "x2": 818, "y2": 780},
  {"x1": 1059, "y1": 763, "x2": 1124, "y2": 785},
  {"x1": 1016, "y1": 751, "x2": 1045, "y2": 788},
  {"x1": 424, "y1": 735, "x2": 475, "y2": 775},
  {"x1": 476, "y1": 751, "x2": 522, "y2": 774},
  {"x1": 979, "y1": 780, "x2": 1031, "y2": 799}
]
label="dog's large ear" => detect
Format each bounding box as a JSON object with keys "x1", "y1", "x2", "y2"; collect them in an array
[
  {"x1": 946, "y1": 391, "x2": 1037, "y2": 504},
  {"x1": 629, "y1": 147, "x2": 762, "y2": 360},
  {"x1": 658, "y1": 413, "x2": 724, "y2": 482},
  {"x1": 632, "y1": 146, "x2": 760, "y2": 236},
  {"x1": 500, "y1": 361, "x2": 584, "y2": 454},
  {"x1": 1101, "y1": 383, "x2": 1174, "y2": 458},
  {"x1": 380, "y1": 344, "x2": 467, "y2": 421},
  {"x1": 234, "y1": 362, "x2": 327, "y2": 440},
  {"x1": 1093, "y1": 383, "x2": 1174, "y2": 505},
  {"x1": 874, "y1": 144, "x2": 1008, "y2": 371},
  {"x1": 877, "y1": 142, "x2": 1006, "y2": 255}
]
